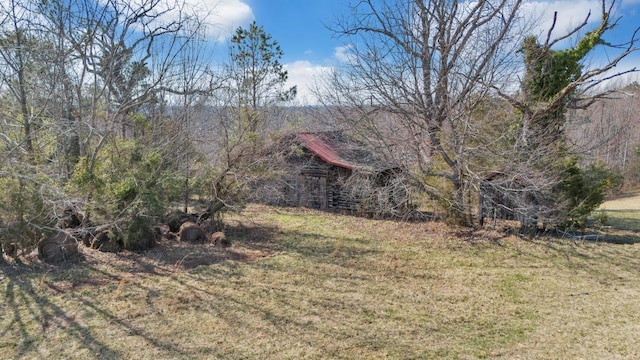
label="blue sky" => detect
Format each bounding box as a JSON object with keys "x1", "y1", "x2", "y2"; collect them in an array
[
  {"x1": 203, "y1": 0, "x2": 639, "y2": 103},
  {"x1": 242, "y1": 0, "x2": 343, "y2": 64}
]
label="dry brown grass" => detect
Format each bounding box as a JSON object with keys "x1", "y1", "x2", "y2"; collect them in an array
[{"x1": 2, "y1": 205, "x2": 640, "y2": 359}]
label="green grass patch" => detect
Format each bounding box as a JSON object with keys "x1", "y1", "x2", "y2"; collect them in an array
[
  {"x1": 602, "y1": 209, "x2": 640, "y2": 231},
  {"x1": 3, "y1": 205, "x2": 640, "y2": 358},
  {"x1": 600, "y1": 190, "x2": 640, "y2": 231}
]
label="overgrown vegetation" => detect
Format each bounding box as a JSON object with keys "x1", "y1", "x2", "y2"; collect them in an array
[
  {"x1": 0, "y1": 0, "x2": 637, "y2": 256},
  {"x1": 504, "y1": 10, "x2": 625, "y2": 229},
  {"x1": 319, "y1": 0, "x2": 637, "y2": 230},
  {"x1": 556, "y1": 159, "x2": 622, "y2": 228},
  {"x1": 1, "y1": 0, "x2": 640, "y2": 357},
  {"x1": 0, "y1": 1, "x2": 295, "y2": 257}
]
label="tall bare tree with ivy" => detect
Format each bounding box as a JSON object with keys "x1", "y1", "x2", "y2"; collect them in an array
[
  {"x1": 491, "y1": 0, "x2": 637, "y2": 228},
  {"x1": 318, "y1": 0, "x2": 529, "y2": 224}
]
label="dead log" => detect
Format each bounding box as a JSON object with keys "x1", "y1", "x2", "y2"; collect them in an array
[
  {"x1": 91, "y1": 231, "x2": 121, "y2": 253},
  {"x1": 211, "y1": 231, "x2": 230, "y2": 247},
  {"x1": 58, "y1": 205, "x2": 83, "y2": 229},
  {"x1": 179, "y1": 221, "x2": 207, "y2": 244},
  {"x1": 38, "y1": 232, "x2": 79, "y2": 263}
]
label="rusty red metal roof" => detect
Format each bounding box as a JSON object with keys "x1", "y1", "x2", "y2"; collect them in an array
[{"x1": 297, "y1": 133, "x2": 355, "y2": 170}]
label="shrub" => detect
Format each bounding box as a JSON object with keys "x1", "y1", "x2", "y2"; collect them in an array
[
  {"x1": 0, "y1": 165, "x2": 60, "y2": 252},
  {"x1": 120, "y1": 216, "x2": 156, "y2": 251},
  {"x1": 68, "y1": 138, "x2": 187, "y2": 225},
  {"x1": 556, "y1": 158, "x2": 622, "y2": 228}
]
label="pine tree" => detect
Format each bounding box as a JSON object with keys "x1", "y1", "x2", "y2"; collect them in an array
[{"x1": 229, "y1": 21, "x2": 296, "y2": 133}]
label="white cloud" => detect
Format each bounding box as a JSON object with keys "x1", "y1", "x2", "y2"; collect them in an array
[
  {"x1": 522, "y1": 0, "x2": 602, "y2": 40},
  {"x1": 101, "y1": 0, "x2": 255, "y2": 42},
  {"x1": 334, "y1": 45, "x2": 355, "y2": 63},
  {"x1": 204, "y1": 0, "x2": 255, "y2": 41},
  {"x1": 593, "y1": 53, "x2": 640, "y2": 91},
  {"x1": 285, "y1": 60, "x2": 334, "y2": 105}
]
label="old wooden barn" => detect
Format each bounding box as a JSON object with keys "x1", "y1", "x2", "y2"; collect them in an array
[
  {"x1": 261, "y1": 131, "x2": 408, "y2": 215},
  {"x1": 478, "y1": 170, "x2": 547, "y2": 229}
]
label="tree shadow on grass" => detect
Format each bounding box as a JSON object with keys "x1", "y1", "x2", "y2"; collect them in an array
[
  {"x1": 587, "y1": 232, "x2": 640, "y2": 245},
  {"x1": 538, "y1": 239, "x2": 640, "y2": 283},
  {"x1": 224, "y1": 221, "x2": 280, "y2": 250},
  {"x1": 280, "y1": 229, "x2": 380, "y2": 260},
  {"x1": 602, "y1": 209, "x2": 640, "y2": 232},
  {"x1": 530, "y1": 228, "x2": 640, "y2": 245},
  {"x1": 0, "y1": 214, "x2": 382, "y2": 359},
  {"x1": 0, "y1": 267, "x2": 123, "y2": 359},
  {"x1": 0, "y1": 226, "x2": 279, "y2": 359},
  {"x1": 0, "y1": 243, "x2": 264, "y2": 359},
  {"x1": 475, "y1": 219, "x2": 640, "y2": 245},
  {"x1": 491, "y1": 227, "x2": 640, "y2": 283},
  {"x1": 222, "y1": 218, "x2": 381, "y2": 275},
  {"x1": 604, "y1": 191, "x2": 640, "y2": 201}
]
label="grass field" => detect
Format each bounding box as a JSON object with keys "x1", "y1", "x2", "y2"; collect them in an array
[
  {"x1": 2, "y1": 198, "x2": 640, "y2": 359},
  {"x1": 599, "y1": 190, "x2": 640, "y2": 231}
]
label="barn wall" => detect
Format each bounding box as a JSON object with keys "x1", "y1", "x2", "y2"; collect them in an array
[
  {"x1": 478, "y1": 179, "x2": 541, "y2": 227},
  {"x1": 262, "y1": 149, "x2": 408, "y2": 216}
]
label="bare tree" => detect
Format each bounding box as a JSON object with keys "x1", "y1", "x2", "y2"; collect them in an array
[
  {"x1": 318, "y1": 0, "x2": 528, "y2": 223},
  {"x1": 567, "y1": 83, "x2": 640, "y2": 187},
  {"x1": 318, "y1": 0, "x2": 637, "y2": 227},
  {"x1": 0, "y1": 0, "x2": 215, "y2": 254},
  {"x1": 491, "y1": 0, "x2": 638, "y2": 228},
  {"x1": 0, "y1": 0, "x2": 49, "y2": 155},
  {"x1": 502, "y1": 2, "x2": 638, "y2": 152},
  {"x1": 0, "y1": 0, "x2": 73, "y2": 254}
]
